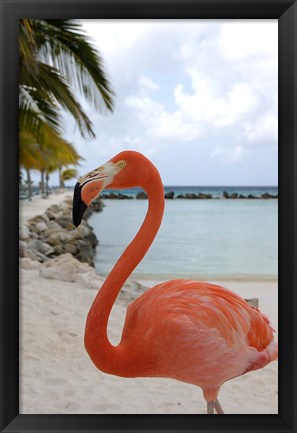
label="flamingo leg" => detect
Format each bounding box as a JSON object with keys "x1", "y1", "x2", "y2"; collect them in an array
[
  {"x1": 214, "y1": 399, "x2": 224, "y2": 414},
  {"x1": 207, "y1": 402, "x2": 214, "y2": 414}
]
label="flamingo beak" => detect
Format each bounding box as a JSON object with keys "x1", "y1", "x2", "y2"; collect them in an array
[
  {"x1": 72, "y1": 177, "x2": 106, "y2": 227},
  {"x1": 73, "y1": 160, "x2": 124, "y2": 227},
  {"x1": 72, "y1": 182, "x2": 88, "y2": 227}
]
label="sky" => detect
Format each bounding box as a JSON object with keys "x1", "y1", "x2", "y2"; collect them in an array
[{"x1": 51, "y1": 20, "x2": 278, "y2": 186}]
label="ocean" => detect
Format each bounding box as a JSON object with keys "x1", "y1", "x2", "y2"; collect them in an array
[{"x1": 89, "y1": 186, "x2": 278, "y2": 282}]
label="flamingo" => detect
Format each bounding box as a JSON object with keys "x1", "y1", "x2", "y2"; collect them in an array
[{"x1": 72, "y1": 150, "x2": 278, "y2": 414}]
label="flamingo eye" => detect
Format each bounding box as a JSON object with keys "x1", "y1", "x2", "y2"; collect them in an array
[{"x1": 117, "y1": 161, "x2": 126, "y2": 168}]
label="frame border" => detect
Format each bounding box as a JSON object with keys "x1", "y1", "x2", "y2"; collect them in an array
[{"x1": 1, "y1": 1, "x2": 296, "y2": 432}]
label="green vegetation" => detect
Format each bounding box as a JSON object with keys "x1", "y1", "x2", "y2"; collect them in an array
[{"x1": 19, "y1": 19, "x2": 114, "y2": 198}]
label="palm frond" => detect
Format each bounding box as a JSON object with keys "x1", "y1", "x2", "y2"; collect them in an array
[
  {"x1": 19, "y1": 85, "x2": 62, "y2": 136},
  {"x1": 33, "y1": 19, "x2": 115, "y2": 112},
  {"x1": 36, "y1": 63, "x2": 96, "y2": 138},
  {"x1": 19, "y1": 18, "x2": 114, "y2": 141},
  {"x1": 20, "y1": 122, "x2": 83, "y2": 172}
]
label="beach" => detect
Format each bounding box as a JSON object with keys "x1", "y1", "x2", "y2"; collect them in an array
[{"x1": 19, "y1": 193, "x2": 278, "y2": 414}]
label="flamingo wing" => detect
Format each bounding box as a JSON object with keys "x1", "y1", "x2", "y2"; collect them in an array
[{"x1": 120, "y1": 280, "x2": 277, "y2": 385}]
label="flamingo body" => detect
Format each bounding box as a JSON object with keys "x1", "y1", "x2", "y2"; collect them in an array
[
  {"x1": 73, "y1": 150, "x2": 278, "y2": 413},
  {"x1": 120, "y1": 279, "x2": 277, "y2": 401}
]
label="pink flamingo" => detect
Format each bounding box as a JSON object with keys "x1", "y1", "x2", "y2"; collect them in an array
[{"x1": 73, "y1": 150, "x2": 278, "y2": 414}]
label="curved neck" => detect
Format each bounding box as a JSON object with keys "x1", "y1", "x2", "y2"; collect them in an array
[{"x1": 84, "y1": 165, "x2": 165, "y2": 374}]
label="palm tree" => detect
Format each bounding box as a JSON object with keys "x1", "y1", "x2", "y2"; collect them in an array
[
  {"x1": 19, "y1": 19, "x2": 114, "y2": 196},
  {"x1": 60, "y1": 168, "x2": 79, "y2": 188},
  {"x1": 20, "y1": 125, "x2": 82, "y2": 198},
  {"x1": 19, "y1": 130, "x2": 44, "y2": 199},
  {"x1": 19, "y1": 19, "x2": 113, "y2": 198},
  {"x1": 19, "y1": 19, "x2": 114, "y2": 138}
]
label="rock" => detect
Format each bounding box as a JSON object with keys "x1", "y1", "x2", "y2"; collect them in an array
[
  {"x1": 46, "y1": 231, "x2": 73, "y2": 246},
  {"x1": 118, "y1": 280, "x2": 147, "y2": 303},
  {"x1": 23, "y1": 248, "x2": 49, "y2": 262},
  {"x1": 230, "y1": 193, "x2": 238, "y2": 199},
  {"x1": 185, "y1": 193, "x2": 197, "y2": 199},
  {"x1": 19, "y1": 225, "x2": 30, "y2": 240},
  {"x1": 77, "y1": 271, "x2": 105, "y2": 290},
  {"x1": 27, "y1": 239, "x2": 54, "y2": 256},
  {"x1": 40, "y1": 253, "x2": 93, "y2": 282},
  {"x1": 75, "y1": 240, "x2": 95, "y2": 266},
  {"x1": 245, "y1": 298, "x2": 259, "y2": 308},
  {"x1": 45, "y1": 210, "x2": 57, "y2": 220},
  {"x1": 28, "y1": 214, "x2": 49, "y2": 224},
  {"x1": 223, "y1": 191, "x2": 229, "y2": 199},
  {"x1": 261, "y1": 193, "x2": 276, "y2": 199},
  {"x1": 27, "y1": 216, "x2": 49, "y2": 235},
  {"x1": 198, "y1": 193, "x2": 212, "y2": 199},
  {"x1": 75, "y1": 225, "x2": 90, "y2": 238},
  {"x1": 43, "y1": 221, "x2": 62, "y2": 237},
  {"x1": 247, "y1": 194, "x2": 256, "y2": 199},
  {"x1": 176, "y1": 194, "x2": 185, "y2": 199},
  {"x1": 129, "y1": 280, "x2": 147, "y2": 297},
  {"x1": 19, "y1": 240, "x2": 28, "y2": 257},
  {"x1": 63, "y1": 242, "x2": 78, "y2": 255},
  {"x1": 55, "y1": 215, "x2": 75, "y2": 230},
  {"x1": 19, "y1": 257, "x2": 42, "y2": 270},
  {"x1": 101, "y1": 193, "x2": 132, "y2": 200},
  {"x1": 118, "y1": 193, "x2": 132, "y2": 200},
  {"x1": 165, "y1": 191, "x2": 174, "y2": 199},
  {"x1": 35, "y1": 221, "x2": 48, "y2": 232},
  {"x1": 261, "y1": 193, "x2": 267, "y2": 199},
  {"x1": 53, "y1": 245, "x2": 63, "y2": 255},
  {"x1": 136, "y1": 191, "x2": 147, "y2": 199},
  {"x1": 90, "y1": 197, "x2": 104, "y2": 210},
  {"x1": 20, "y1": 195, "x2": 100, "y2": 267},
  {"x1": 86, "y1": 230, "x2": 98, "y2": 248},
  {"x1": 45, "y1": 233, "x2": 61, "y2": 246},
  {"x1": 50, "y1": 204, "x2": 60, "y2": 212},
  {"x1": 100, "y1": 192, "x2": 115, "y2": 199}
]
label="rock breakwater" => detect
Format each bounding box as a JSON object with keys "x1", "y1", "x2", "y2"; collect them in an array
[
  {"x1": 20, "y1": 195, "x2": 103, "y2": 266},
  {"x1": 96, "y1": 190, "x2": 278, "y2": 200}
]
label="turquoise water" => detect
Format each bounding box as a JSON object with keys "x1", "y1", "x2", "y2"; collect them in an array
[{"x1": 89, "y1": 197, "x2": 278, "y2": 281}]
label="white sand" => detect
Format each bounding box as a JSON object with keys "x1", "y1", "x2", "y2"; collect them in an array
[
  {"x1": 19, "y1": 195, "x2": 278, "y2": 414},
  {"x1": 19, "y1": 190, "x2": 72, "y2": 224}
]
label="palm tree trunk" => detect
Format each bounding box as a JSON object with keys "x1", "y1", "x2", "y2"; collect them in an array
[
  {"x1": 59, "y1": 166, "x2": 64, "y2": 188},
  {"x1": 40, "y1": 169, "x2": 45, "y2": 196},
  {"x1": 26, "y1": 169, "x2": 32, "y2": 201},
  {"x1": 45, "y1": 172, "x2": 49, "y2": 197}
]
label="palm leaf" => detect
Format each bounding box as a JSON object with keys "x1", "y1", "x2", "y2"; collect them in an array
[
  {"x1": 26, "y1": 19, "x2": 114, "y2": 112},
  {"x1": 19, "y1": 19, "x2": 114, "y2": 141},
  {"x1": 19, "y1": 85, "x2": 62, "y2": 135}
]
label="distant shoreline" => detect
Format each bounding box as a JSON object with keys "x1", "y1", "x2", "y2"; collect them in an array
[
  {"x1": 21, "y1": 187, "x2": 279, "y2": 201},
  {"x1": 100, "y1": 191, "x2": 278, "y2": 200},
  {"x1": 99, "y1": 185, "x2": 279, "y2": 200}
]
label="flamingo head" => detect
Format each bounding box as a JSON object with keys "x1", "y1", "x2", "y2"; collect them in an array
[{"x1": 72, "y1": 150, "x2": 150, "y2": 227}]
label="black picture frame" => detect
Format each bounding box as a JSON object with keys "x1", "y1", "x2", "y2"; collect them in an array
[{"x1": 1, "y1": 0, "x2": 296, "y2": 432}]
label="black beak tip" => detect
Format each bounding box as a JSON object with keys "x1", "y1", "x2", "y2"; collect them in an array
[
  {"x1": 73, "y1": 215, "x2": 82, "y2": 228},
  {"x1": 73, "y1": 182, "x2": 88, "y2": 227}
]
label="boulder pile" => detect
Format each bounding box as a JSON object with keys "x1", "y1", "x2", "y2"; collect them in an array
[
  {"x1": 101, "y1": 192, "x2": 133, "y2": 199},
  {"x1": 19, "y1": 196, "x2": 103, "y2": 266}
]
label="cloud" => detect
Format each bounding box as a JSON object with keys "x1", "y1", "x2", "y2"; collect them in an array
[
  {"x1": 220, "y1": 21, "x2": 277, "y2": 60},
  {"x1": 243, "y1": 111, "x2": 278, "y2": 144},
  {"x1": 53, "y1": 20, "x2": 278, "y2": 186},
  {"x1": 174, "y1": 81, "x2": 259, "y2": 128},
  {"x1": 210, "y1": 145, "x2": 248, "y2": 164},
  {"x1": 139, "y1": 75, "x2": 160, "y2": 91}
]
